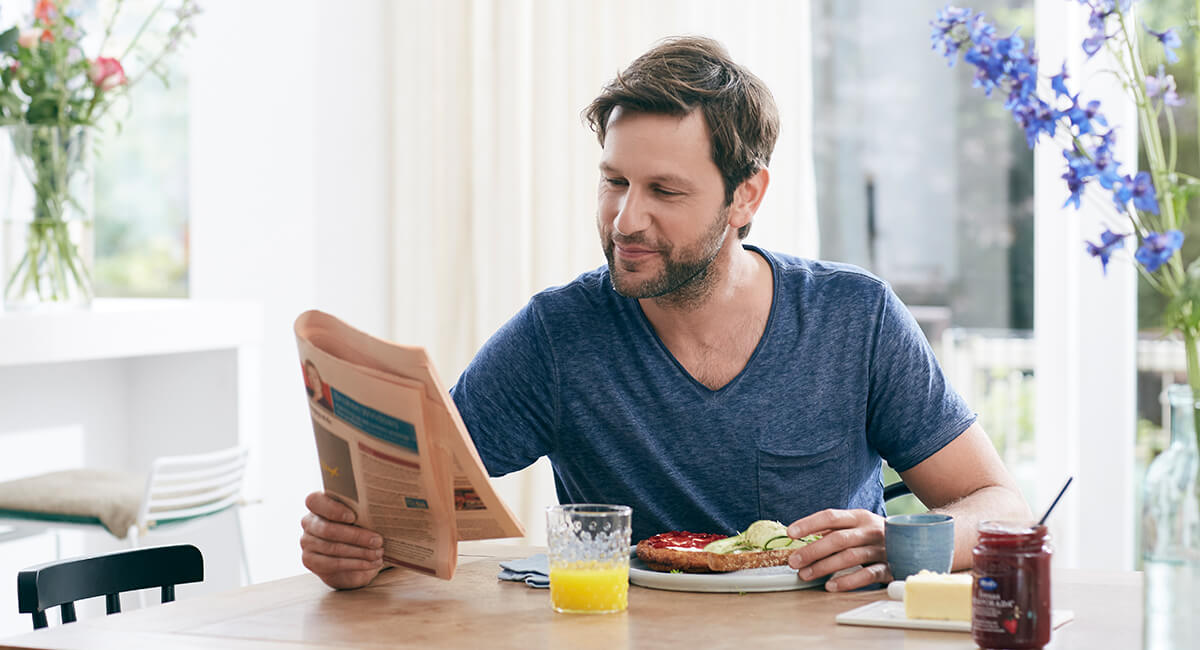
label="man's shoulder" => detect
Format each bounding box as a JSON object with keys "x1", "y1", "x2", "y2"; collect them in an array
[
  {"x1": 523, "y1": 266, "x2": 620, "y2": 326},
  {"x1": 528, "y1": 266, "x2": 610, "y2": 304},
  {"x1": 755, "y1": 247, "x2": 888, "y2": 297}
]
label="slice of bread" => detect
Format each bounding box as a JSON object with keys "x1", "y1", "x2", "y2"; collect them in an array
[
  {"x1": 704, "y1": 547, "x2": 796, "y2": 572},
  {"x1": 635, "y1": 538, "x2": 796, "y2": 573}
]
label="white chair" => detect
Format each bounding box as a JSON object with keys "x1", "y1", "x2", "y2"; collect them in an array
[{"x1": 0, "y1": 446, "x2": 251, "y2": 585}]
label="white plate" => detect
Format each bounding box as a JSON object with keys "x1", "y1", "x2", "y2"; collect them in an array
[
  {"x1": 835, "y1": 600, "x2": 1075, "y2": 633},
  {"x1": 628, "y1": 556, "x2": 827, "y2": 593}
]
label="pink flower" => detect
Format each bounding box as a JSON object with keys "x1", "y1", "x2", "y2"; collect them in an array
[
  {"x1": 17, "y1": 29, "x2": 41, "y2": 49},
  {"x1": 34, "y1": 0, "x2": 57, "y2": 24},
  {"x1": 88, "y1": 57, "x2": 126, "y2": 91}
]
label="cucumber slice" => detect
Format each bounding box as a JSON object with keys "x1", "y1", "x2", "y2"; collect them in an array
[
  {"x1": 763, "y1": 535, "x2": 794, "y2": 550},
  {"x1": 702, "y1": 536, "x2": 746, "y2": 554}
]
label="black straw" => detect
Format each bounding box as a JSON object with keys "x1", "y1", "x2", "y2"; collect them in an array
[{"x1": 1037, "y1": 476, "x2": 1073, "y2": 526}]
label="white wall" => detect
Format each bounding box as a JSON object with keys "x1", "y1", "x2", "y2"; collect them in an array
[{"x1": 189, "y1": 0, "x2": 393, "y2": 582}]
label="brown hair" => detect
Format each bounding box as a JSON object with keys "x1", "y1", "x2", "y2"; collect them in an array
[{"x1": 583, "y1": 36, "x2": 779, "y2": 239}]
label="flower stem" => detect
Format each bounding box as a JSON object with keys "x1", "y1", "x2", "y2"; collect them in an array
[
  {"x1": 1165, "y1": 100, "x2": 1178, "y2": 174},
  {"x1": 1113, "y1": 6, "x2": 1185, "y2": 291},
  {"x1": 118, "y1": 0, "x2": 168, "y2": 63},
  {"x1": 3, "y1": 126, "x2": 93, "y2": 307},
  {"x1": 97, "y1": 0, "x2": 127, "y2": 56}
]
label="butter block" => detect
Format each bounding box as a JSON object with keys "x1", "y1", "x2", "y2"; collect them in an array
[{"x1": 904, "y1": 570, "x2": 972, "y2": 622}]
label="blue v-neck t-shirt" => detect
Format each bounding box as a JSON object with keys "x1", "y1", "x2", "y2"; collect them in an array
[{"x1": 449, "y1": 246, "x2": 975, "y2": 543}]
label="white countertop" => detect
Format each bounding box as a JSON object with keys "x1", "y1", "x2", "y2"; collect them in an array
[{"x1": 0, "y1": 298, "x2": 263, "y2": 366}]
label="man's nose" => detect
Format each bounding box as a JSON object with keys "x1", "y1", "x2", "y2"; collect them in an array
[{"x1": 613, "y1": 187, "x2": 650, "y2": 235}]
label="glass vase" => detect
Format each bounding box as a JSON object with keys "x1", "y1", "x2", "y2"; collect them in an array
[
  {"x1": 1142, "y1": 384, "x2": 1200, "y2": 649},
  {"x1": 0, "y1": 124, "x2": 95, "y2": 310}
]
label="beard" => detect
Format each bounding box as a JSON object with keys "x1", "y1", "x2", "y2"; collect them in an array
[{"x1": 601, "y1": 204, "x2": 730, "y2": 302}]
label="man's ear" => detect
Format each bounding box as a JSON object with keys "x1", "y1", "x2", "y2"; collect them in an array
[{"x1": 728, "y1": 168, "x2": 770, "y2": 231}]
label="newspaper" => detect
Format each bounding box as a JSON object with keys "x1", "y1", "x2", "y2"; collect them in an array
[{"x1": 295, "y1": 310, "x2": 525, "y2": 580}]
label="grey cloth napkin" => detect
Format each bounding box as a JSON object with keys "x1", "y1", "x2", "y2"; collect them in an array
[{"x1": 498, "y1": 553, "x2": 549, "y2": 588}]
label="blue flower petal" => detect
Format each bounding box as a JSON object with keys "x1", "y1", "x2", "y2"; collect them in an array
[
  {"x1": 1085, "y1": 229, "x2": 1126, "y2": 274},
  {"x1": 1050, "y1": 63, "x2": 1071, "y2": 98},
  {"x1": 1131, "y1": 171, "x2": 1160, "y2": 215},
  {"x1": 1135, "y1": 230, "x2": 1184, "y2": 273}
]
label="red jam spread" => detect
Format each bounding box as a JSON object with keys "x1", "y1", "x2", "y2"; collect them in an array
[
  {"x1": 642, "y1": 531, "x2": 728, "y2": 549},
  {"x1": 972, "y1": 521, "x2": 1052, "y2": 649}
]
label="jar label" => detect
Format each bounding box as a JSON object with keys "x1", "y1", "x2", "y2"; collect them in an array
[{"x1": 973, "y1": 573, "x2": 1041, "y2": 639}]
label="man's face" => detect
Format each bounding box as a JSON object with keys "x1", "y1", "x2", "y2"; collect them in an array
[{"x1": 596, "y1": 108, "x2": 731, "y2": 300}]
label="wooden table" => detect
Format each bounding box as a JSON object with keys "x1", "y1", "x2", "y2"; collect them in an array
[{"x1": 0, "y1": 544, "x2": 1141, "y2": 649}]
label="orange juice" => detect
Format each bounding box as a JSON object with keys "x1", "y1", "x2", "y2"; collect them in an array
[{"x1": 549, "y1": 561, "x2": 629, "y2": 613}]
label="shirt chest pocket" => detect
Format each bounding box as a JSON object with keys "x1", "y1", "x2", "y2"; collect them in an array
[{"x1": 756, "y1": 440, "x2": 850, "y2": 524}]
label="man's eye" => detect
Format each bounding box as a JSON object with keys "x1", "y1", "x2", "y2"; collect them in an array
[
  {"x1": 655, "y1": 188, "x2": 682, "y2": 196},
  {"x1": 604, "y1": 177, "x2": 628, "y2": 187}
]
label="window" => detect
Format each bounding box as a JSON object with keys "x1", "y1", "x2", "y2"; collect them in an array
[
  {"x1": 82, "y1": 0, "x2": 190, "y2": 297},
  {"x1": 810, "y1": 0, "x2": 1037, "y2": 512}
]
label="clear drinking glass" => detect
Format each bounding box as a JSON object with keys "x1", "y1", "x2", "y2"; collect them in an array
[{"x1": 546, "y1": 504, "x2": 631, "y2": 614}]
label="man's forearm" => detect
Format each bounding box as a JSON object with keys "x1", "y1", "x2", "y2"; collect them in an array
[{"x1": 933, "y1": 484, "x2": 1033, "y2": 571}]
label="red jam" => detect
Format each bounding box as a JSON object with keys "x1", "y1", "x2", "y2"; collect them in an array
[
  {"x1": 972, "y1": 521, "x2": 1052, "y2": 649},
  {"x1": 642, "y1": 531, "x2": 727, "y2": 549}
]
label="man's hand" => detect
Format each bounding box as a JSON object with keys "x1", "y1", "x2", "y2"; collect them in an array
[
  {"x1": 786, "y1": 508, "x2": 890, "y2": 592},
  {"x1": 300, "y1": 491, "x2": 385, "y2": 590}
]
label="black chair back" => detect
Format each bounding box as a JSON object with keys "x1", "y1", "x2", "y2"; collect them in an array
[
  {"x1": 17, "y1": 543, "x2": 204, "y2": 630},
  {"x1": 883, "y1": 480, "x2": 913, "y2": 503}
]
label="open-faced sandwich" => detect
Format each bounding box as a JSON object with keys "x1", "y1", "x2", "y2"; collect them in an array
[{"x1": 635, "y1": 520, "x2": 821, "y2": 573}]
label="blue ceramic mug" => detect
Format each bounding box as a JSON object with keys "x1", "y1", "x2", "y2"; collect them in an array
[{"x1": 885, "y1": 513, "x2": 955, "y2": 580}]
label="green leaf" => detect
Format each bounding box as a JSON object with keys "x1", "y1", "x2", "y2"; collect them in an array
[
  {"x1": 26, "y1": 96, "x2": 59, "y2": 123},
  {"x1": 0, "y1": 27, "x2": 18, "y2": 55}
]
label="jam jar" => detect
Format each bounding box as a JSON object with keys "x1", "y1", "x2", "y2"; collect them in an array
[{"x1": 972, "y1": 521, "x2": 1052, "y2": 649}]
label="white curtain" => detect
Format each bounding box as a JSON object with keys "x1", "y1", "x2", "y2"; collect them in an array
[{"x1": 390, "y1": 0, "x2": 816, "y2": 542}]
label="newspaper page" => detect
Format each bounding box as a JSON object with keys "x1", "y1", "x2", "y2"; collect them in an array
[{"x1": 295, "y1": 310, "x2": 525, "y2": 580}]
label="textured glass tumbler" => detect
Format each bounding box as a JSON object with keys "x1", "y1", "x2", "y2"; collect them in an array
[{"x1": 546, "y1": 504, "x2": 631, "y2": 614}]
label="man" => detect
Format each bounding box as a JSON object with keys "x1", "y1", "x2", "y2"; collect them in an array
[{"x1": 301, "y1": 36, "x2": 1030, "y2": 592}]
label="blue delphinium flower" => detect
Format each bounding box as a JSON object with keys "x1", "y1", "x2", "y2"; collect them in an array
[
  {"x1": 1135, "y1": 230, "x2": 1184, "y2": 272},
  {"x1": 1012, "y1": 99, "x2": 1057, "y2": 148},
  {"x1": 933, "y1": 4, "x2": 1152, "y2": 225},
  {"x1": 1078, "y1": 0, "x2": 1137, "y2": 57},
  {"x1": 1050, "y1": 63, "x2": 1071, "y2": 99},
  {"x1": 1082, "y1": 31, "x2": 1107, "y2": 57},
  {"x1": 1144, "y1": 24, "x2": 1182, "y2": 64},
  {"x1": 1085, "y1": 229, "x2": 1127, "y2": 273},
  {"x1": 1082, "y1": 7, "x2": 1112, "y2": 56},
  {"x1": 1130, "y1": 171, "x2": 1160, "y2": 215},
  {"x1": 1062, "y1": 150, "x2": 1093, "y2": 209},
  {"x1": 930, "y1": 6, "x2": 976, "y2": 62},
  {"x1": 1090, "y1": 131, "x2": 1125, "y2": 192},
  {"x1": 1063, "y1": 97, "x2": 1107, "y2": 135},
  {"x1": 1145, "y1": 65, "x2": 1185, "y2": 107},
  {"x1": 1108, "y1": 175, "x2": 1135, "y2": 212}
]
